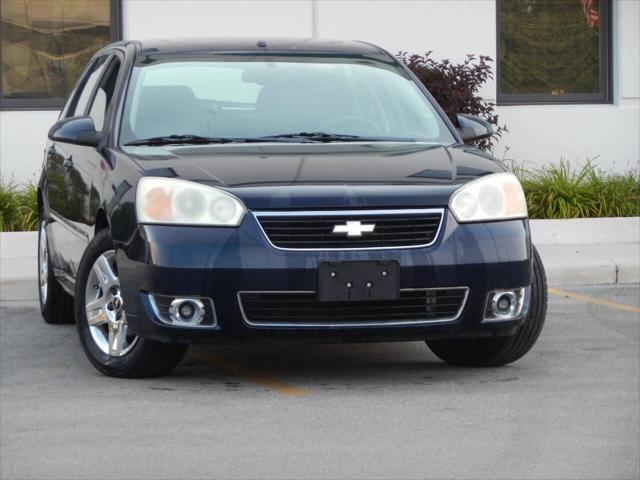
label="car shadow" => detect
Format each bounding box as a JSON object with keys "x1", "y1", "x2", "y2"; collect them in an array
[{"x1": 164, "y1": 342, "x2": 523, "y2": 390}]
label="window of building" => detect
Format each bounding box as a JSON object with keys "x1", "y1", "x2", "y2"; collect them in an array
[
  {"x1": 0, "y1": 0, "x2": 121, "y2": 110},
  {"x1": 497, "y1": 0, "x2": 612, "y2": 105}
]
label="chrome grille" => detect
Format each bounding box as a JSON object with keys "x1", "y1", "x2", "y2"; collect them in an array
[
  {"x1": 254, "y1": 209, "x2": 444, "y2": 250},
  {"x1": 238, "y1": 288, "x2": 468, "y2": 327}
]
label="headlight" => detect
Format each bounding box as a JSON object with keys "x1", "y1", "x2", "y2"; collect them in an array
[
  {"x1": 136, "y1": 177, "x2": 246, "y2": 226},
  {"x1": 449, "y1": 172, "x2": 527, "y2": 222}
]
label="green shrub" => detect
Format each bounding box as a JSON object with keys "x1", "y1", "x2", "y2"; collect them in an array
[
  {"x1": 397, "y1": 51, "x2": 507, "y2": 151},
  {"x1": 511, "y1": 161, "x2": 640, "y2": 219},
  {"x1": 0, "y1": 180, "x2": 38, "y2": 232}
]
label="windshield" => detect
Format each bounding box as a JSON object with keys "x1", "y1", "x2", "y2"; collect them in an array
[{"x1": 119, "y1": 55, "x2": 456, "y2": 146}]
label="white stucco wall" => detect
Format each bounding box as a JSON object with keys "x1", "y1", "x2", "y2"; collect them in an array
[
  {"x1": 1, "y1": 0, "x2": 638, "y2": 184},
  {"x1": 123, "y1": 0, "x2": 314, "y2": 39},
  {"x1": 0, "y1": 110, "x2": 60, "y2": 184}
]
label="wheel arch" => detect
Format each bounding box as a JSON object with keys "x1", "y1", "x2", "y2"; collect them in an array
[
  {"x1": 37, "y1": 186, "x2": 44, "y2": 214},
  {"x1": 94, "y1": 208, "x2": 110, "y2": 236},
  {"x1": 37, "y1": 172, "x2": 49, "y2": 218}
]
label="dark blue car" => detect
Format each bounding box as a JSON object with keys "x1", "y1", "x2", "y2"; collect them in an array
[{"x1": 38, "y1": 38, "x2": 547, "y2": 377}]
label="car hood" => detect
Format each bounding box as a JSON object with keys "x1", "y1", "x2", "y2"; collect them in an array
[{"x1": 123, "y1": 142, "x2": 504, "y2": 210}]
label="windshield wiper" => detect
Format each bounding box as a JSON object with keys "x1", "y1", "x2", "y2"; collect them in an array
[
  {"x1": 125, "y1": 132, "x2": 419, "y2": 146},
  {"x1": 125, "y1": 133, "x2": 319, "y2": 146},
  {"x1": 124, "y1": 134, "x2": 239, "y2": 146},
  {"x1": 258, "y1": 132, "x2": 413, "y2": 143}
]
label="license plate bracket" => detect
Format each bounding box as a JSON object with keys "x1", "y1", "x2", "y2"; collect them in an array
[{"x1": 318, "y1": 261, "x2": 400, "y2": 302}]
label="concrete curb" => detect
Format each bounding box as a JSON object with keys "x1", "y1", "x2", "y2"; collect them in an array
[
  {"x1": 530, "y1": 217, "x2": 640, "y2": 245},
  {"x1": 1, "y1": 217, "x2": 638, "y2": 289},
  {"x1": 530, "y1": 217, "x2": 640, "y2": 286},
  {"x1": 1, "y1": 231, "x2": 38, "y2": 282}
]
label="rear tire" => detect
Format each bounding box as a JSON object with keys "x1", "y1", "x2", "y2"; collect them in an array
[
  {"x1": 38, "y1": 218, "x2": 75, "y2": 324},
  {"x1": 75, "y1": 229, "x2": 187, "y2": 378},
  {"x1": 426, "y1": 245, "x2": 547, "y2": 367}
]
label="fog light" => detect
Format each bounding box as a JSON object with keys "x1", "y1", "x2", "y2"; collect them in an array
[
  {"x1": 497, "y1": 295, "x2": 511, "y2": 311},
  {"x1": 484, "y1": 287, "x2": 528, "y2": 321},
  {"x1": 146, "y1": 294, "x2": 217, "y2": 328},
  {"x1": 169, "y1": 298, "x2": 205, "y2": 325},
  {"x1": 493, "y1": 292, "x2": 517, "y2": 317},
  {"x1": 178, "y1": 302, "x2": 195, "y2": 319}
]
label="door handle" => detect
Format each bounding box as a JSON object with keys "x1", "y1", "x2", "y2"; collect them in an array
[{"x1": 63, "y1": 156, "x2": 73, "y2": 172}]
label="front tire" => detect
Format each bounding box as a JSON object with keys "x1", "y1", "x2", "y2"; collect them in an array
[
  {"x1": 426, "y1": 245, "x2": 548, "y2": 367},
  {"x1": 75, "y1": 230, "x2": 187, "y2": 378},
  {"x1": 38, "y1": 219, "x2": 75, "y2": 324}
]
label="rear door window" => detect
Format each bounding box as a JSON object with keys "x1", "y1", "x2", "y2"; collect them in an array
[
  {"x1": 71, "y1": 55, "x2": 109, "y2": 118},
  {"x1": 86, "y1": 57, "x2": 121, "y2": 132}
]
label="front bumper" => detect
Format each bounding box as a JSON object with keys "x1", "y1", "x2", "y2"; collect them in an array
[{"x1": 117, "y1": 211, "x2": 532, "y2": 344}]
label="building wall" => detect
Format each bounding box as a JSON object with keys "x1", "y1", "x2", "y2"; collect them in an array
[
  {"x1": 0, "y1": 110, "x2": 60, "y2": 183},
  {"x1": 1, "y1": 0, "x2": 638, "y2": 184}
]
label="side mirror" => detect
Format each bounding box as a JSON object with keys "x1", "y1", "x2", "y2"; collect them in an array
[
  {"x1": 48, "y1": 116, "x2": 102, "y2": 147},
  {"x1": 455, "y1": 114, "x2": 493, "y2": 143}
]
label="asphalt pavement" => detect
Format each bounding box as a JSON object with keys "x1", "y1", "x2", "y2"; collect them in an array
[{"x1": 1, "y1": 284, "x2": 638, "y2": 480}]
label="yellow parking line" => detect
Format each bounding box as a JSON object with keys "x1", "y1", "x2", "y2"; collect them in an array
[
  {"x1": 191, "y1": 350, "x2": 308, "y2": 397},
  {"x1": 548, "y1": 287, "x2": 640, "y2": 314}
]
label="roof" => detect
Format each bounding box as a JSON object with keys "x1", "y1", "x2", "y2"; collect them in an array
[{"x1": 131, "y1": 37, "x2": 388, "y2": 56}]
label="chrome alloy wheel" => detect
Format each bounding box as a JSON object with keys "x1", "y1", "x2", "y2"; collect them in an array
[
  {"x1": 84, "y1": 250, "x2": 138, "y2": 357},
  {"x1": 38, "y1": 223, "x2": 48, "y2": 303}
]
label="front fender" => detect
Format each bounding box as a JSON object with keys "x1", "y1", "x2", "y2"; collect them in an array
[{"x1": 92, "y1": 148, "x2": 144, "y2": 247}]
